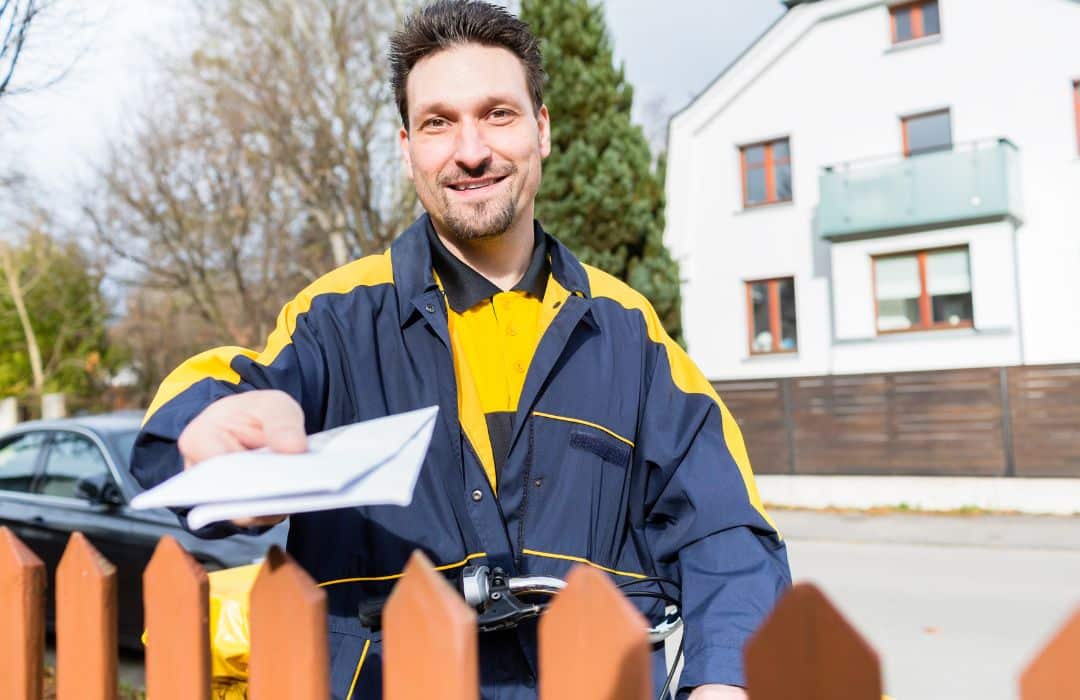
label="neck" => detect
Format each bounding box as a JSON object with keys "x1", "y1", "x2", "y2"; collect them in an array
[{"x1": 434, "y1": 215, "x2": 535, "y2": 291}]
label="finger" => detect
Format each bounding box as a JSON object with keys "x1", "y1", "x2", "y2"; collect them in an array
[{"x1": 178, "y1": 418, "x2": 246, "y2": 469}]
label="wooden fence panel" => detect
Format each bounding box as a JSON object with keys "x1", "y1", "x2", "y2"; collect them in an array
[
  {"x1": 143, "y1": 536, "x2": 210, "y2": 700},
  {"x1": 248, "y1": 546, "x2": 329, "y2": 700},
  {"x1": 745, "y1": 583, "x2": 881, "y2": 699},
  {"x1": 55, "y1": 532, "x2": 117, "y2": 700},
  {"x1": 539, "y1": 564, "x2": 651, "y2": 700},
  {"x1": 1009, "y1": 365, "x2": 1080, "y2": 477},
  {"x1": 1020, "y1": 607, "x2": 1080, "y2": 699},
  {"x1": 713, "y1": 379, "x2": 790, "y2": 474},
  {"x1": 793, "y1": 368, "x2": 1005, "y2": 476},
  {"x1": 0, "y1": 527, "x2": 46, "y2": 700},
  {"x1": 383, "y1": 550, "x2": 478, "y2": 700}
]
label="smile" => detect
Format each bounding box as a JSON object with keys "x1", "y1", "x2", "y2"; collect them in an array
[{"x1": 447, "y1": 175, "x2": 508, "y2": 192}]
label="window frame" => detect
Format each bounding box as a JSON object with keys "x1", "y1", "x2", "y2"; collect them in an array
[
  {"x1": 889, "y1": 0, "x2": 941, "y2": 44},
  {"x1": 871, "y1": 245, "x2": 974, "y2": 335},
  {"x1": 901, "y1": 108, "x2": 952, "y2": 157},
  {"x1": 738, "y1": 137, "x2": 792, "y2": 208},
  {"x1": 745, "y1": 276, "x2": 798, "y2": 355}
]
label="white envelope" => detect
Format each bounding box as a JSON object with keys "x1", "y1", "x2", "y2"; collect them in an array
[{"x1": 130, "y1": 405, "x2": 439, "y2": 529}]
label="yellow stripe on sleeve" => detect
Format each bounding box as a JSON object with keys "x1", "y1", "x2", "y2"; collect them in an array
[
  {"x1": 583, "y1": 265, "x2": 779, "y2": 536},
  {"x1": 142, "y1": 251, "x2": 394, "y2": 425}
]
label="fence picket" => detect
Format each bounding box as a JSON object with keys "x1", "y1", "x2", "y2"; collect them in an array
[
  {"x1": 383, "y1": 550, "x2": 478, "y2": 700},
  {"x1": 1020, "y1": 606, "x2": 1080, "y2": 699},
  {"x1": 143, "y1": 536, "x2": 210, "y2": 700},
  {"x1": 55, "y1": 532, "x2": 118, "y2": 700},
  {"x1": 0, "y1": 527, "x2": 46, "y2": 700},
  {"x1": 539, "y1": 564, "x2": 651, "y2": 700},
  {"x1": 745, "y1": 582, "x2": 881, "y2": 699},
  {"x1": 248, "y1": 545, "x2": 329, "y2": 700}
]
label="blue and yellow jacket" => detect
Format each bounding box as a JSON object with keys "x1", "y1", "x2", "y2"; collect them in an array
[{"x1": 131, "y1": 215, "x2": 791, "y2": 700}]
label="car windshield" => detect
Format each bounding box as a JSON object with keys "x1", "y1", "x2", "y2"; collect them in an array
[{"x1": 109, "y1": 430, "x2": 139, "y2": 469}]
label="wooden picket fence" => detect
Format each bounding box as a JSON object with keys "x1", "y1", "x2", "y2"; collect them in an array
[{"x1": 2, "y1": 524, "x2": 1079, "y2": 699}]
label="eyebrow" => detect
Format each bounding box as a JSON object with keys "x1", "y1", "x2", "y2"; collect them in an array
[{"x1": 412, "y1": 95, "x2": 527, "y2": 122}]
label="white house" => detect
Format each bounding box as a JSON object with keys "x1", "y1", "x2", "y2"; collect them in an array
[{"x1": 665, "y1": 0, "x2": 1080, "y2": 381}]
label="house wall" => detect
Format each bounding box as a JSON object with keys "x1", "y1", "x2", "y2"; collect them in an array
[{"x1": 665, "y1": 0, "x2": 1080, "y2": 380}]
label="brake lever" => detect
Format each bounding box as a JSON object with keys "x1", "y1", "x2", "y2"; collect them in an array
[{"x1": 473, "y1": 568, "x2": 543, "y2": 633}]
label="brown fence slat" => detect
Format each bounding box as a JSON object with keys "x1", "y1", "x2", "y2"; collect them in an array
[
  {"x1": 0, "y1": 526, "x2": 46, "y2": 700},
  {"x1": 713, "y1": 379, "x2": 789, "y2": 474},
  {"x1": 143, "y1": 536, "x2": 210, "y2": 700},
  {"x1": 56, "y1": 532, "x2": 118, "y2": 700},
  {"x1": 248, "y1": 546, "x2": 329, "y2": 700},
  {"x1": 746, "y1": 582, "x2": 881, "y2": 700},
  {"x1": 539, "y1": 564, "x2": 651, "y2": 700},
  {"x1": 1010, "y1": 365, "x2": 1080, "y2": 476},
  {"x1": 1020, "y1": 606, "x2": 1080, "y2": 699},
  {"x1": 383, "y1": 550, "x2": 478, "y2": 700}
]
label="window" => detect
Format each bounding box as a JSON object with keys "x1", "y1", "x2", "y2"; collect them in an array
[
  {"x1": 891, "y1": 1, "x2": 940, "y2": 43},
  {"x1": 740, "y1": 138, "x2": 792, "y2": 207},
  {"x1": 902, "y1": 109, "x2": 952, "y2": 157},
  {"x1": 0, "y1": 432, "x2": 47, "y2": 493},
  {"x1": 874, "y1": 247, "x2": 973, "y2": 333},
  {"x1": 38, "y1": 432, "x2": 112, "y2": 500},
  {"x1": 746, "y1": 278, "x2": 798, "y2": 353}
]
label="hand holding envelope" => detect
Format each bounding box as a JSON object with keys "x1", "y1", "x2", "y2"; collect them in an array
[{"x1": 131, "y1": 396, "x2": 439, "y2": 530}]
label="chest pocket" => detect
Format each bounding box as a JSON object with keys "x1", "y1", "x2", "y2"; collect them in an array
[{"x1": 566, "y1": 424, "x2": 634, "y2": 567}]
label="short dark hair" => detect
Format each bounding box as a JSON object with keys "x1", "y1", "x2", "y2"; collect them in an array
[{"x1": 389, "y1": 0, "x2": 545, "y2": 128}]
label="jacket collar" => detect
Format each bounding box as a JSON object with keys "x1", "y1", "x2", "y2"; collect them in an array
[
  {"x1": 427, "y1": 219, "x2": 549, "y2": 313},
  {"x1": 391, "y1": 213, "x2": 592, "y2": 326}
]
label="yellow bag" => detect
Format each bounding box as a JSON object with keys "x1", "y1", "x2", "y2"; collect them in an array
[{"x1": 143, "y1": 563, "x2": 258, "y2": 698}]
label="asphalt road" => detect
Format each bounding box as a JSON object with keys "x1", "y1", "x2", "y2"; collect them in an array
[{"x1": 776, "y1": 510, "x2": 1080, "y2": 700}]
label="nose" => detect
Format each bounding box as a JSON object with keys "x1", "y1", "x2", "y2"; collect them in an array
[{"x1": 453, "y1": 120, "x2": 492, "y2": 173}]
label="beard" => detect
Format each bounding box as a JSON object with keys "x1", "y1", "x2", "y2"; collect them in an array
[{"x1": 435, "y1": 164, "x2": 519, "y2": 242}]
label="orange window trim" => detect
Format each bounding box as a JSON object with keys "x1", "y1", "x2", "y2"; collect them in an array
[
  {"x1": 890, "y1": 0, "x2": 937, "y2": 43},
  {"x1": 739, "y1": 138, "x2": 791, "y2": 207},
  {"x1": 746, "y1": 277, "x2": 796, "y2": 354},
  {"x1": 873, "y1": 246, "x2": 972, "y2": 334},
  {"x1": 901, "y1": 109, "x2": 950, "y2": 158}
]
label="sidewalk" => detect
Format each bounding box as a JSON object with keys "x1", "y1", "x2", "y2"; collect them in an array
[
  {"x1": 772, "y1": 507, "x2": 1080, "y2": 551},
  {"x1": 757, "y1": 474, "x2": 1080, "y2": 516}
]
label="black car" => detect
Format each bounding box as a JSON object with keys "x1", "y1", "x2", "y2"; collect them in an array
[{"x1": 0, "y1": 411, "x2": 286, "y2": 648}]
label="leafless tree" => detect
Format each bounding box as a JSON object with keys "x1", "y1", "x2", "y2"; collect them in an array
[
  {"x1": 87, "y1": 0, "x2": 419, "y2": 353},
  {"x1": 189, "y1": 0, "x2": 419, "y2": 264},
  {"x1": 0, "y1": 0, "x2": 42, "y2": 98}
]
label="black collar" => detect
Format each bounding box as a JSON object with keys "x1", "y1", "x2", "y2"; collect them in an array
[{"x1": 426, "y1": 219, "x2": 549, "y2": 313}]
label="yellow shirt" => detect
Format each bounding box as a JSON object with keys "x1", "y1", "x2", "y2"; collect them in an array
[{"x1": 428, "y1": 224, "x2": 561, "y2": 492}]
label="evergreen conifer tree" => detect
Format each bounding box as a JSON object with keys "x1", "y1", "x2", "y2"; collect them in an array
[{"x1": 520, "y1": 0, "x2": 683, "y2": 344}]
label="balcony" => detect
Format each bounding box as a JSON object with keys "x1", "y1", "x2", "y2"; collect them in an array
[{"x1": 817, "y1": 138, "x2": 1023, "y2": 241}]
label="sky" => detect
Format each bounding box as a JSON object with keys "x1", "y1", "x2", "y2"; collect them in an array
[{"x1": 0, "y1": 0, "x2": 785, "y2": 212}]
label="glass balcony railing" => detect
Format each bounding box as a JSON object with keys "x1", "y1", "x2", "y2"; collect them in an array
[{"x1": 817, "y1": 138, "x2": 1023, "y2": 240}]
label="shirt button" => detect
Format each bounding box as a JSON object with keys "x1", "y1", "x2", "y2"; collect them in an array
[
  {"x1": 515, "y1": 361, "x2": 526, "y2": 373},
  {"x1": 424, "y1": 303, "x2": 436, "y2": 313},
  {"x1": 471, "y1": 489, "x2": 483, "y2": 502},
  {"x1": 506, "y1": 325, "x2": 517, "y2": 337}
]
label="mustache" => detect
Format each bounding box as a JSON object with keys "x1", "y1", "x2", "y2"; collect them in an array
[{"x1": 437, "y1": 163, "x2": 516, "y2": 186}]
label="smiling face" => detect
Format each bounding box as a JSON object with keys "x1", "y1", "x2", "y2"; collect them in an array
[{"x1": 399, "y1": 43, "x2": 551, "y2": 243}]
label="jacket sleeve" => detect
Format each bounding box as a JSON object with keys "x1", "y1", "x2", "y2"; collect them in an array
[
  {"x1": 634, "y1": 326, "x2": 791, "y2": 695},
  {"x1": 130, "y1": 293, "x2": 330, "y2": 536}
]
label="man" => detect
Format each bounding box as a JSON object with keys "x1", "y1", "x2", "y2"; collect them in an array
[{"x1": 131, "y1": 2, "x2": 791, "y2": 698}]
